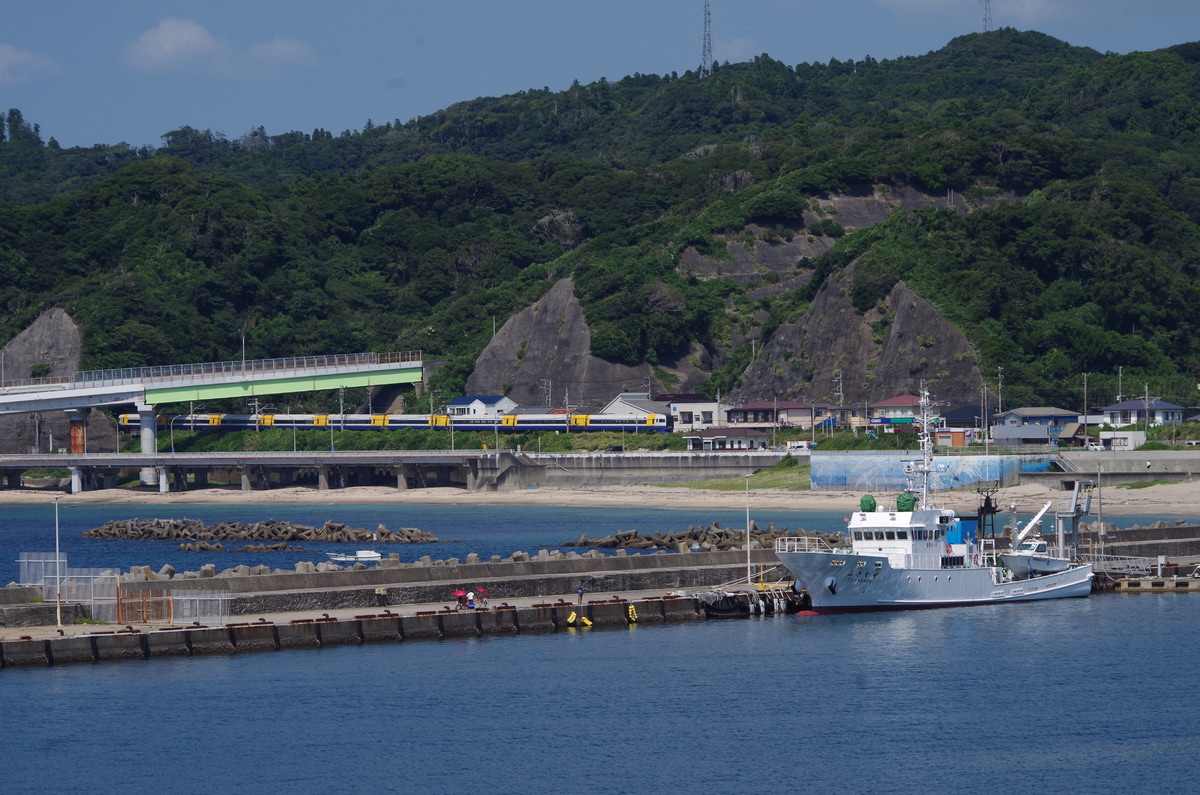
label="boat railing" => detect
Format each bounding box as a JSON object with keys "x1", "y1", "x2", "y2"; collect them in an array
[{"x1": 775, "y1": 537, "x2": 837, "y2": 554}]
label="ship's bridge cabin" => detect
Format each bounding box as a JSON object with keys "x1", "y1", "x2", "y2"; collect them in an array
[{"x1": 848, "y1": 494, "x2": 978, "y2": 567}]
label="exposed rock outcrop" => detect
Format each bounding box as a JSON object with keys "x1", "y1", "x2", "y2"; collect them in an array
[
  {"x1": 733, "y1": 263, "x2": 984, "y2": 406},
  {"x1": 0, "y1": 308, "x2": 118, "y2": 454},
  {"x1": 466, "y1": 278, "x2": 719, "y2": 409}
]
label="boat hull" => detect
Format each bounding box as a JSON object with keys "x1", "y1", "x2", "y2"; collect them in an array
[
  {"x1": 1001, "y1": 552, "x2": 1071, "y2": 579},
  {"x1": 776, "y1": 551, "x2": 1093, "y2": 613}
]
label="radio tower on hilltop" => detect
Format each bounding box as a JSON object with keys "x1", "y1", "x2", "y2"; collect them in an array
[
  {"x1": 982, "y1": 0, "x2": 993, "y2": 32},
  {"x1": 700, "y1": 1, "x2": 713, "y2": 78}
]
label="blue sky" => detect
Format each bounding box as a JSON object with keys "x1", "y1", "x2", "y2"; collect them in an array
[{"x1": 2, "y1": 1, "x2": 1196, "y2": 150}]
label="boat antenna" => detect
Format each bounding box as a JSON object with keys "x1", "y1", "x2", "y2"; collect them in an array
[{"x1": 916, "y1": 383, "x2": 935, "y2": 508}]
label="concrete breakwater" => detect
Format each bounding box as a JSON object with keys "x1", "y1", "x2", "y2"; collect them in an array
[
  {"x1": 117, "y1": 548, "x2": 782, "y2": 617},
  {"x1": 0, "y1": 591, "x2": 784, "y2": 669},
  {"x1": 83, "y1": 518, "x2": 438, "y2": 544},
  {"x1": 561, "y1": 522, "x2": 832, "y2": 552}
]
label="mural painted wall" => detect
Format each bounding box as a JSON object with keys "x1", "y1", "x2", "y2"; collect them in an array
[{"x1": 811, "y1": 453, "x2": 1057, "y2": 494}]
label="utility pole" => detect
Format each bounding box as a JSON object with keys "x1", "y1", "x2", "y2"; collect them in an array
[
  {"x1": 1117, "y1": 366, "x2": 1123, "y2": 403},
  {"x1": 996, "y1": 366, "x2": 1004, "y2": 415},
  {"x1": 1082, "y1": 372, "x2": 1089, "y2": 445},
  {"x1": 834, "y1": 369, "x2": 844, "y2": 430}
]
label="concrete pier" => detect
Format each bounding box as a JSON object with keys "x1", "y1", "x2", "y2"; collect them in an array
[{"x1": 0, "y1": 585, "x2": 792, "y2": 670}]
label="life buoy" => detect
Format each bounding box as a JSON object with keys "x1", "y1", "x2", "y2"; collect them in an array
[
  {"x1": 973, "y1": 554, "x2": 980, "y2": 565},
  {"x1": 945, "y1": 544, "x2": 953, "y2": 555}
]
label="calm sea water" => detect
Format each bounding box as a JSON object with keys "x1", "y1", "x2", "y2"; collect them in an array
[{"x1": 3, "y1": 595, "x2": 1199, "y2": 793}]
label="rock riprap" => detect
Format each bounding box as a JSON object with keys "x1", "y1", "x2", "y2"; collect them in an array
[
  {"x1": 562, "y1": 522, "x2": 836, "y2": 551},
  {"x1": 82, "y1": 518, "x2": 438, "y2": 544}
]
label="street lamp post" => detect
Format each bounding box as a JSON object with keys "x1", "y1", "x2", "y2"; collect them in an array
[
  {"x1": 54, "y1": 492, "x2": 63, "y2": 627},
  {"x1": 744, "y1": 473, "x2": 753, "y2": 588}
]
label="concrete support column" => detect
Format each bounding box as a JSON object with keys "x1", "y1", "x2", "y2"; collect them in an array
[
  {"x1": 170, "y1": 467, "x2": 187, "y2": 491},
  {"x1": 240, "y1": 469, "x2": 252, "y2": 491},
  {"x1": 65, "y1": 409, "x2": 87, "y2": 454},
  {"x1": 318, "y1": 466, "x2": 330, "y2": 490},
  {"x1": 5, "y1": 472, "x2": 19, "y2": 489},
  {"x1": 396, "y1": 465, "x2": 408, "y2": 490},
  {"x1": 193, "y1": 469, "x2": 209, "y2": 489},
  {"x1": 137, "y1": 403, "x2": 157, "y2": 485},
  {"x1": 157, "y1": 468, "x2": 168, "y2": 493},
  {"x1": 70, "y1": 467, "x2": 82, "y2": 494}
]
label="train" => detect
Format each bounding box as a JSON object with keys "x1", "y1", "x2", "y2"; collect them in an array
[{"x1": 117, "y1": 412, "x2": 673, "y2": 434}]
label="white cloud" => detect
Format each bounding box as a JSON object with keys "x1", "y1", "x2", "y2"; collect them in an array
[
  {"x1": 0, "y1": 43, "x2": 63, "y2": 86},
  {"x1": 124, "y1": 18, "x2": 226, "y2": 72},
  {"x1": 124, "y1": 19, "x2": 316, "y2": 78}
]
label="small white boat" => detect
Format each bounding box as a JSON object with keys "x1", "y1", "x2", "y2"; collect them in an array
[
  {"x1": 1002, "y1": 540, "x2": 1072, "y2": 579},
  {"x1": 999, "y1": 501, "x2": 1072, "y2": 579},
  {"x1": 325, "y1": 550, "x2": 382, "y2": 563}
]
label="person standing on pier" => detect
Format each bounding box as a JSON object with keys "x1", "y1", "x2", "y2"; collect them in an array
[{"x1": 576, "y1": 581, "x2": 585, "y2": 604}]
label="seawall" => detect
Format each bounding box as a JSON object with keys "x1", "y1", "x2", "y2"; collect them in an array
[
  {"x1": 0, "y1": 589, "x2": 790, "y2": 670},
  {"x1": 120, "y1": 548, "x2": 782, "y2": 616}
]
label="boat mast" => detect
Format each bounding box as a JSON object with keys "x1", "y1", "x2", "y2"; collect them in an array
[
  {"x1": 916, "y1": 383, "x2": 935, "y2": 509},
  {"x1": 902, "y1": 384, "x2": 940, "y2": 511}
]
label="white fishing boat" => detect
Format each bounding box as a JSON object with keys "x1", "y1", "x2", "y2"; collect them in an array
[
  {"x1": 774, "y1": 388, "x2": 1093, "y2": 613},
  {"x1": 325, "y1": 550, "x2": 382, "y2": 563}
]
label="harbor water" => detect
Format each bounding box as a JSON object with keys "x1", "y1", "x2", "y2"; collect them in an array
[{"x1": 4, "y1": 502, "x2": 1200, "y2": 792}]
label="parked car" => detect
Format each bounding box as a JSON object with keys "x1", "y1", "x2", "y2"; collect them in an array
[
  {"x1": 1086, "y1": 442, "x2": 1105, "y2": 451},
  {"x1": 604, "y1": 445, "x2": 623, "y2": 452}
]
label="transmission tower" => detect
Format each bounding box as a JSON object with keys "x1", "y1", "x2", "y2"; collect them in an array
[
  {"x1": 700, "y1": 1, "x2": 713, "y2": 78},
  {"x1": 982, "y1": 0, "x2": 992, "y2": 33}
]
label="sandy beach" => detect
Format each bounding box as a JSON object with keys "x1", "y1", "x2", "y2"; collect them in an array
[{"x1": 3, "y1": 480, "x2": 1200, "y2": 517}]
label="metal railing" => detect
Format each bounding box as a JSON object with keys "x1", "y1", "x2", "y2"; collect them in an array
[
  {"x1": 0, "y1": 351, "x2": 422, "y2": 391},
  {"x1": 775, "y1": 536, "x2": 837, "y2": 554}
]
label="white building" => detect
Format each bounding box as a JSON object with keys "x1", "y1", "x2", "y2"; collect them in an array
[{"x1": 446, "y1": 395, "x2": 518, "y2": 418}]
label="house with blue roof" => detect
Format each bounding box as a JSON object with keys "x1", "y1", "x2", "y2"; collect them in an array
[{"x1": 1100, "y1": 399, "x2": 1183, "y2": 427}]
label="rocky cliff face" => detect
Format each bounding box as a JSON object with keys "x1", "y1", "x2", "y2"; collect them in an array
[
  {"x1": 731, "y1": 265, "x2": 983, "y2": 407},
  {"x1": 465, "y1": 278, "x2": 718, "y2": 409},
  {"x1": 0, "y1": 308, "x2": 119, "y2": 454}
]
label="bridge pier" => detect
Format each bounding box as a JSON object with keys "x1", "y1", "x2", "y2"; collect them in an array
[
  {"x1": 318, "y1": 465, "x2": 330, "y2": 490},
  {"x1": 65, "y1": 409, "x2": 88, "y2": 454},
  {"x1": 5, "y1": 472, "x2": 20, "y2": 490},
  {"x1": 241, "y1": 468, "x2": 252, "y2": 491},
  {"x1": 70, "y1": 467, "x2": 82, "y2": 494},
  {"x1": 157, "y1": 467, "x2": 168, "y2": 493},
  {"x1": 137, "y1": 404, "x2": 157, "y2": 485},
  {"x1": 396, "y1": 465, "x2": 408, "y2": 490}
]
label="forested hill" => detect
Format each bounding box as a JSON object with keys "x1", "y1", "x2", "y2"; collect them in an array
[{"x1": 3, "y1": 28, "x2": 1200, "y2": 411}]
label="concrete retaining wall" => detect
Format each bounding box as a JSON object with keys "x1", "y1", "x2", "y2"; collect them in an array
[{"x1": 126, "y1": 549, "x2": 778, "y2": 596}]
